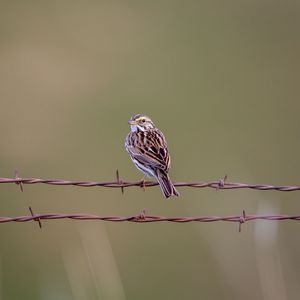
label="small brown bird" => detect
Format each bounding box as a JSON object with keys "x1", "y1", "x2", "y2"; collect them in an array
[{"x1": 125, "y1": 114, "x2": 179, "y2": 198}]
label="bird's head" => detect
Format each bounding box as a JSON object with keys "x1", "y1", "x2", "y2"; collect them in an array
[{"x1": 128, "y1": 114, "x2": 155, "y2": 132}]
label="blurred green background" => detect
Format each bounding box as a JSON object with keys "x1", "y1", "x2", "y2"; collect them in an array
[{"x1": 1, "y1": 1, "x2": 300, "y2": 299}]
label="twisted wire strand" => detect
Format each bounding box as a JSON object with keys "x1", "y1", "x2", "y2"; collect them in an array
[
  {"x1": 1, "y1": 175, "x2": 300, "y2": 191},
  {"x1": 1, "y1": 213, "x2": 300, "y2": 224}
]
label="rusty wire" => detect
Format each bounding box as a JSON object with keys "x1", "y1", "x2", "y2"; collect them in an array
[
  {"x1": 0, "y1": 211, "x2": 300, "y2": 232},
  {"x1": 2, "y1": 171, "x2": 300, "y2": 229},
  {"x1": 1, "y1": 172, "x2": 300, "y2": 192}
]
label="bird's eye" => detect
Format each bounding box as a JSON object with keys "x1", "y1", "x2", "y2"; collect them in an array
[{"x1": 141, "y1": 119, "x2": 145, "y2": 123}]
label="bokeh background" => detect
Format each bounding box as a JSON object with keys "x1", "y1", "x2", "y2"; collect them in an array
[{"x1": 1, "y1": 1, "x2": 300, "y2": 299}]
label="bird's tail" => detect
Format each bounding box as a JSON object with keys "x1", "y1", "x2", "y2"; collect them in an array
[{"x1": 156, "y1": 169, "x2": 179, "y2": 198}]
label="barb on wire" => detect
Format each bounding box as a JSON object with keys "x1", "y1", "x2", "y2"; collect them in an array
[
  {"x1": 217, "y1": 174, "x2": 227, "y2": 190},
  {"x1": 0, "y1": 175, "x2": 300, "y2": 192},
  {"x1": 28, "y1": 206, "x2": 42, "y2": 229},
  {"x1": 14, "y1": 170, "x2": 23, "y2": 192},
  {"x1": 116, "y1": 169, "x2": 124, "y2": 194},
  {"x1": 1, "y1": 212, "x2": 300, "y2": 228},
  {"x1": 239, "y1": 210, "x2": 246, "y2": 232}
]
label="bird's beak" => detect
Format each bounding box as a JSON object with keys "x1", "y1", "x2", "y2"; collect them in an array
[{"x1": 128, "y1": 120, "x2": 137, "y2": 125}]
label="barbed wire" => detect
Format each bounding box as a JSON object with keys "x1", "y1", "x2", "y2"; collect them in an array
[
  {"x1": 2, "y1": 171, "x2": 300, "y2": 230},
  {"x1": 1, "y1": 210, "x2": 300, "y2": 232},
  {"x1": 1, "y1": 171, "x2": 300, "y2": 192}
]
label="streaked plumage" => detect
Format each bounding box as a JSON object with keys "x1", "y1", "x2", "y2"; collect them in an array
[{"x1": 125, "y1": 114, "x2": 179, "y2": 198}]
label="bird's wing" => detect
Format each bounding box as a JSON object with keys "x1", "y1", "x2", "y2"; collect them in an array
[{"x1": 126, "y1": 130, "x2": 170, "y2": 172}]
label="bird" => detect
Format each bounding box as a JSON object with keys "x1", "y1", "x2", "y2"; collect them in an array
[{"x1": 125, "y1": 114, "x2": 179, "y2": 198}]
